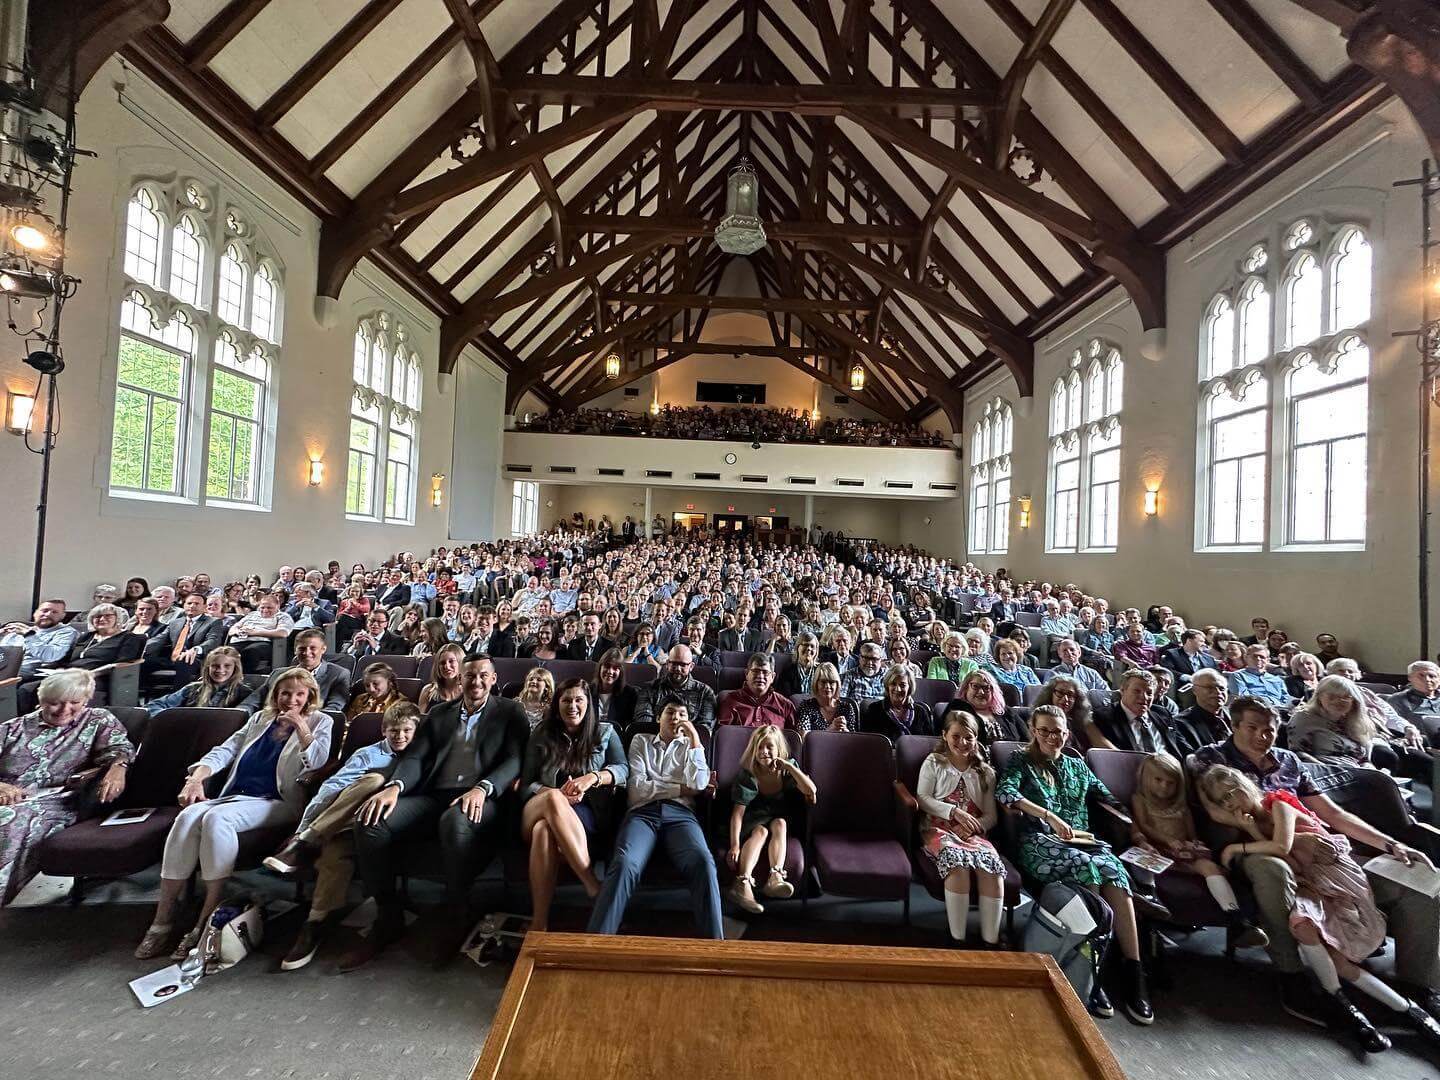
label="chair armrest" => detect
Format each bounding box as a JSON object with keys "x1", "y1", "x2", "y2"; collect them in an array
[
  {"x1": 1095, "y1": 802, "x2": 1133, "y2": 828},
  {"x1": 1092, "y1": 801, "x2": 1134, "y2": 848},
  {"x1": 894, "y1": 780, "x2": 918, "y2": 849},
  {"x1": 105, "y1": 660, "x2": 144, "y2": 707},
  {"x1": 893, "y1": 780, "x2": 919, "y2": 812},
  {"x1": 0, "y1": 676, "x2": 16, "y2": 723}
]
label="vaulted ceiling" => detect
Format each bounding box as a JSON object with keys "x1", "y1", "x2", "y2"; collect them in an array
[{"x1": 98, "y1": 0, "x2": 1415, "y2": 425}]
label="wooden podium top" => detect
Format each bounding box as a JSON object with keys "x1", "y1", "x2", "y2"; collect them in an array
[{"x1": 472, "y1": 933, "x2": 1125, "y2": 1079}]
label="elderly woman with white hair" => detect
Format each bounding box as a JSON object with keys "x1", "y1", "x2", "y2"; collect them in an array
[
  {"x1": 0, "y1": 669, "x2": 134, "y2": 904},
  {"x1": 1325, "y1": 658, "x2": 1429, "y2": 777},
  {"x1": 16, "y1": 603, "x2": 145, "y2": 713},
  {"x1": 1288, "y1": 675, "x2": 1382, "y2": 768},
  {"x1": 926, "y1": 630, "x2": 978, "y2": 686}
]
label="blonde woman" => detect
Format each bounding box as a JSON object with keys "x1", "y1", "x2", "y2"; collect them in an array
[
  {"x1": 918, "y1": 711, "x2": 1004, "y2": 945},
  {"x1": 725, "y1": 725, "x2": 816, "y2": 914},
  {"x1": 1287, "y1": 675, "x2": 1378, "y2": 768},
  {"x1": 517, "y1": 666, "x2": 555, "y2": 729},
  {"x1": 136, "y1": 667, "x2": 332, "y2": 960},
  {"x1": 419, "y1": 643, "x2": 464, "y2": 712}
]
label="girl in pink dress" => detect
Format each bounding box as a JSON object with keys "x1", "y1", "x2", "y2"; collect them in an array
[
  {"x1": 1201, "y1": 765, "x2": 1440, "y2": 1055},
  {"x1": 916, "y1": 711, "x2": 1005, "y2": 946}
]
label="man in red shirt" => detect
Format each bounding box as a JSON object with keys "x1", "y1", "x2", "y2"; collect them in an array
[{"x1": 717, "y1": 654, "x2": 796, "y2": 729}]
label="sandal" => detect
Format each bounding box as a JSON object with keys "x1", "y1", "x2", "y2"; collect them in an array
[
  {"x1": 171, "y1": 927, "x2": 203, "y2": 962},
  {"x1": 134, "y1": 923, "x2": 174, "y2": 960}
]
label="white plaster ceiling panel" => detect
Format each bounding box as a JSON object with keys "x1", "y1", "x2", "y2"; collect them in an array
[
  {"x1": 322, "y1": 47, "x2": 471, "y2": 194},
  {"x1": 273, "y1": 0, "x2": 455, "y2": 159},
  {"x1": 164, "y1": 0, "x2": 230, "y2": 43},
  {"x1": 1245, "y1": 0, "x2": 1350, "y2": 81},
  {"x1": 982, "y1": 193, "x2": 1088, "y2": 285},
  {"x1": 427, "y1": 172, "x2": 541, "y2": 285},
  {"x1": 942, "y1": 189, "x2": 1056, "y2": 308},
  {"x1": 397, "y1": 175, "x2": 506, "y2": 262},
  {"x1": 932, "y1": 220, "x2": 1030, "y2": 325},
  {"x1": 207, "y1": 0, "x2": 369, "y2": 110},
  {"x1": 452, "y1": 201, "x2": 546, "y2": 301}
]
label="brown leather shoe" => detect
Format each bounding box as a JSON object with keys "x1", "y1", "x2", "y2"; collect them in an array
[
  {"x1": 263, "y1": 835, "x2": 320, "y2": 876},
  {"x1": 336, "y1": 911, "x2": 404, "y2": 973}
]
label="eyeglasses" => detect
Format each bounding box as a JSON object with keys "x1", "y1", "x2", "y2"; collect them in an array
[{"x1": 1034, "y1": 728, "x2": 1066, "y2": 740}]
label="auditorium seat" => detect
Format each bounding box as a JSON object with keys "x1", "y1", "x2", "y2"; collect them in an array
[
  {"x1": 708, "y1": 724, "x2": 805, "y2": 889},
  {"x1": 1014, "y1": 612, "x2": 1042, "y2": 628},
  {"x1": 490, "y1": 657, "x2": 536, "y2": 688},
  {"x1": 0, "y1": 644, "x2": 20, "y2": 722},
  {"x1": 538, "y1": 659, "x2": 596, "y2": 685},
  {"x1": 622, "y1": 663, "x2": 658, "y2": 686},
  {"x1": 396, "y1": 677, "x2": 425, "y2": 704},
  {"x1": 892, "y1": 734, "x2": 1021, "y2": 923},
  {"x1": 913, "y1": 678, "x2": 958, "y2": 711},
  {"x1": 717, "y1": 668, "x2": 747, "y2": 692},
  {"x1": 359, "y1": 654, "x2": 419, "y2": 679},
  {"x1": 802, "y1": 731, "x2": 911, "y2": 919},
  {"x1": 37, "y1": 707, "x2": 249, "y2": 894},
  {"x1": 1023, "y1": 683, "x2": 1046, "y2": 707}
]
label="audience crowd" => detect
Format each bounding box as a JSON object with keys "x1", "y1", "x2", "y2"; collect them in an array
[
  {"x1": 515, "y1": 405, "x2": 949, "y2": 447},
  {"x1": 3, "y1": 523, "x2": 1440, "y2": 1056}
]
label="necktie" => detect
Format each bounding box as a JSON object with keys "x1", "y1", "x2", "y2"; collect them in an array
[{"x1": 171, "y1": 619, "x2": 191, "y2": 661}]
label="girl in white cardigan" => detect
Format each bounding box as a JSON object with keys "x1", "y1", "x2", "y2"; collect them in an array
[
  {"x1": 136, "y1": 667, "x2": 332, "y2": 960},
  {"x1": 917, "y1": 711, "x2": 1006, "y2": 946}
]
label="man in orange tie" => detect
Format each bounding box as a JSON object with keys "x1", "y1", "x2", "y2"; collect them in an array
[{"x1": 143, "y1": 592, "x2": 224, "y2": 692}]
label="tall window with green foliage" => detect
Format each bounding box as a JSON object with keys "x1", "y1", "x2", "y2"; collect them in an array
[
  {"x1": 348, "y1": 312, "x2": 421, "y2": 523},
  {"x1": 109, "y1": 182, "x2": 282, "y2": 506}
]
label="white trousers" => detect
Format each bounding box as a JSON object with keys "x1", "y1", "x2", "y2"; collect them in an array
[{"x1": 160, "y1": 796, "x2": 297, "y2": 882}]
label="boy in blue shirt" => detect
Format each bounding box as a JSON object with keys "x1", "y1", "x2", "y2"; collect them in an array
[{"x1": 264, "y1": 701, "x2": 420, "y2": 970}]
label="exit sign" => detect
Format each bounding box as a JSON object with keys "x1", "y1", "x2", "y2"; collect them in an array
[
  {"x1": 685, "y1": 503, "x2": 695, "y2": 510},
  {"x1": 727, "y1": 505, "x2": 735, "y2": 512}
]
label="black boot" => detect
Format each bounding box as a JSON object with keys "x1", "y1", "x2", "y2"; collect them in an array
[
  {"x1": 1121, "y1": 958, "x2": 1154, "y2": 1026},
  {"x1": 1402, "y1": 1000, "x2": 1440, "y2": 1048},
  {"x1": 1328, "y1": 990, "x2": 1391, "y2": 1054},
  {"x1": 1088, "y1": 983, "x2": 1114, "y2": 1019}
]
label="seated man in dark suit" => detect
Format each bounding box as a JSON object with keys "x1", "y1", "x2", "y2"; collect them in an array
[
  {"x1": 345, "y1": 654, "x2": 528, "y2": 970},
  {"x1": 988, "y1": 587, "x2": 1017, "y2": 625},
  {"x1": 1089, "y1": 669, "x2": 1199, "y2": 759},
  {"x1": 565, "y1": 612, "x2": 613, "y2": 662},
  {"x1": 240, "y1": 629, "x2": 349, "y2": 714},
  {"x1": 346, "y1": 610, "x2": 407, "y2": 660},
  {"x1": 142, "y1": 591, "x2": 225, "y2": 690},
  {"x1": 1179, "y1": 669, "x2": 1232, "y2": 746},
  {"x1": 1161, "y1": 629, "x2": 1218, "y2": 687},
  {"x1": 285, "y1": 583, "x2": 335, "y2": 630},
  {"x1": 373, "y1": 569, "x2": 411, "y2": 610}
]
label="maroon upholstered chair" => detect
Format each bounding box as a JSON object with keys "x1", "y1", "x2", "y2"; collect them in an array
[
  {"x1": 692, "y1": 667, "x2": 719, "y2": 691},
  {"x1": 489, "y1": 657, "x2": 537, "y2": 689},
  {"x1": 353, "y1": 654, "x2": 419, "y2": 682},
  {"x1": 717, "y1": 668, "x2": 747, "y2": 692},
  {"x1": 718, "y1": 650, "x2": 752, "y2": 669},
  {"x1": 893, "y1": 734, "x2": 1022, "y2": 918},
  {"x1": 1085, "y1": 748, "x2": 1226, "y2": 929},
  {"x1": 913, "y1": 678, "x2": 958, "y2": 712},
  {"x1": 539, "y1": 659, "x2": 597, "y2": 685},
  {"x1": 708, "y1": 723, "x2": 805, "y2": 888},
  {"x1": 38, "y1": 707, "x2": 248, "y2": 892},
  {"x1": 623, "y1": 663, "x2": 658, "y2": 686},
  {"x1": 801, "y1": 731, "x2": 911, "y2": 919}
]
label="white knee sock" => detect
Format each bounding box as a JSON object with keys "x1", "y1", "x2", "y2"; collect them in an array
[
  {"x1": 978, "y1": 895, "x2": 1004, "y2": 944},
  {"x1": 1298, "y1": 943, "x2": 1341, "y2": 993},
  {"x1": 1348, "y1": 971, "x2": 1411, "y2": 1012},
  {"x1": 944, "y1": 889, "x2": 970, "y2": 941},
  {"x1": 1204, "y1": 874, "x2": 1240, "y2": 912}
]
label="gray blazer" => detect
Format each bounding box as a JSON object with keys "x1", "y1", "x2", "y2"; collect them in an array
[{"x1": 241, "y1": 659, "x2": 350, "y2": 715}]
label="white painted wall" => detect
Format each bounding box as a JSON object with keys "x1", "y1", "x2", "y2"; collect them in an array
[
  {"x1": 0, "y1": 60, "x2": 469, "y2": 612},
  {"x1": 901, "y1": 101, "x2": 1436, "y2": 672}
]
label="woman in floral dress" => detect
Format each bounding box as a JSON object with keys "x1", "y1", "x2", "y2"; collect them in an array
[
  {"x1": 996, "y1": 705, "x2": 1153, "y2": 1025},
  {"x1": 0, "y1": 669, "x2": 134, "y2": 904},
  {"x1": 917, "y1": 711, "x2": 1005, "y2": 946}
]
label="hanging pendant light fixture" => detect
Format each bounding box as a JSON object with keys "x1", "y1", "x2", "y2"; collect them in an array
[
  {"x1": 849, "y1": 359, "x2": 866, "y2": 392},
  {"x1": 603, "y1": 351, "x2": 621, "y2": 379},
  {"x1": 715, "y1": 157, "x2": 767, "y2": 256}
]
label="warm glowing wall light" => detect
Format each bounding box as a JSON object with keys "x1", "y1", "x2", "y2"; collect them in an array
[
  {"x1": 431, "y1": 473, "x2": 445, "y2": 507},
  {"x1": 1018, "y1": 495, "x2": 1032, "y2": 529},
  {"x1": 1144, "y1": 487, "x2": 1159, "y2": 516},
  {"x1": 6, "y1": 389, "x2": 35, "y2": 434},
  {"x1": 308, "y1": 458, "x2": 325, "y2": 486}
]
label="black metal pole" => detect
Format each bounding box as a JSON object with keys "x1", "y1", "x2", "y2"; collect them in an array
[
  {"x1": 1421, "y1": 159, "x2": 1436, "y2": 662},
  {"x1": 29, "y1": 369, "x2": 56, "y2": 610}
]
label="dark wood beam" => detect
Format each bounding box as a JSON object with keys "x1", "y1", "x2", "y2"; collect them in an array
[
  {"x1": 28, "y1": 0, "x2": 171, "y2": 111},
  {"x1": 255, "y1": 0, "x2": 408, "y2": 127},
  {"x1": 1080, "y1": 0, "x2": 1245, "y2": 164},
  {"x1": 572, "y1": 214, "x2": 913, "y2": 242},
  {"x1": 184, "y1": 0, "x2": 271, "y2": 69},
  {"x1": 976, "y1": 0, "x2": 1184, "y2": 206},
  {"x1": 1204, "y1": 0, "x2": 1325, "y2": 109},
  {"x1": 506, "y1": 74, "x2": 996, "y2": 113},
  {"x1": 604, "y1": 293, "x2": 873, "y2": 312},
  {"x1": 992, "y1": 0, "x2": 1077, "y2": 167},
  {"x1": 1346, "y1": 0, "x2": 1440, "y2": 162},
  {"x1": 633, "y1": 342, "x2": 850, "y2": 360}
]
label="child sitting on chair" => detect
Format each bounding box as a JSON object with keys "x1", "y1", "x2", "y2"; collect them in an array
[
  {"x1": 1130, "y1": 752, "x2": 1266, "y2": 949},
  {"x1": 263, "y1": 701, "x2": 421, "y2": 970},
  {"x1": 726, "y1": 725, "x2": 816, "y2": 914}
]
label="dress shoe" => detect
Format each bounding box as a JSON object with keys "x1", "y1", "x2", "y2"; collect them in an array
[
  {"x1": 336, "y1": 910, "x2": 404, "y2": 973},
  {"x1": 263, "y1": 834, "x2": 320, "y2": 876}
]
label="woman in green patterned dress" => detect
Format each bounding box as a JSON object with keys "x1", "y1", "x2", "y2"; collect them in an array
[{"x1": 996, "y1": 705, "x2": 1153, "y2": 1025}]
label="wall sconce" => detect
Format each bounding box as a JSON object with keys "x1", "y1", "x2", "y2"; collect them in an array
[
  {"x1": 810, "y1": 407, "x2": 820, "y2": 423},
  {"x1": 5, "y1": 389, "x2": 35, "y2": 435},
  {"x1": 430, "y1": 472, "x2": 445, "y2": 508},
  {"x1": 307, "y1": 458, "x2": 324, "y2": 487},
  {"x1": 1018, "y1": 495, "x2": 1032, "y2": 529},
  {"x1": 1144, "y1": 486, "x2": 1160, "y2": 516},
  {"x1": 649, "y1": 399, "x2": 660, "y2": 415}
]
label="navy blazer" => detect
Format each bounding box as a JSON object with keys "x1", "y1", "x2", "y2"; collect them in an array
[{"x1": 143, "y1": 614, "x2": 225, "y2": 660}]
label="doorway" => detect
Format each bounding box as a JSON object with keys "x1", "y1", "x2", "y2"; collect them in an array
[
  {"x1": 672, "y1": 511, "x2": 706, "y2": 534},
  {"x1": 713, "y1": 514, "x2": 748, "y2": 534}
]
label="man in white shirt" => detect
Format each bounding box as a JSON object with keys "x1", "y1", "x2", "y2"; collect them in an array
[
  {"x1": 151, "y1": 585, "x2": 179, "y2": 625},
  {"x1": 586, "y1": 700, "x2": 721, "y2": 938},
  {"x1": 1049, "y1": 637, "x2": 1107, "y2": 691}
]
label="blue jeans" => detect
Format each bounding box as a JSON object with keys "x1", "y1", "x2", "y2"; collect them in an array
[{"x1": 586, "y1": 800, "x2": 724, "y2": 939}]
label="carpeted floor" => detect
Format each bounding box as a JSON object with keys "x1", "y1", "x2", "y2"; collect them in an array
[{"x1": 2, "y1": 869, "x2": 1437, "y2": 1080}]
